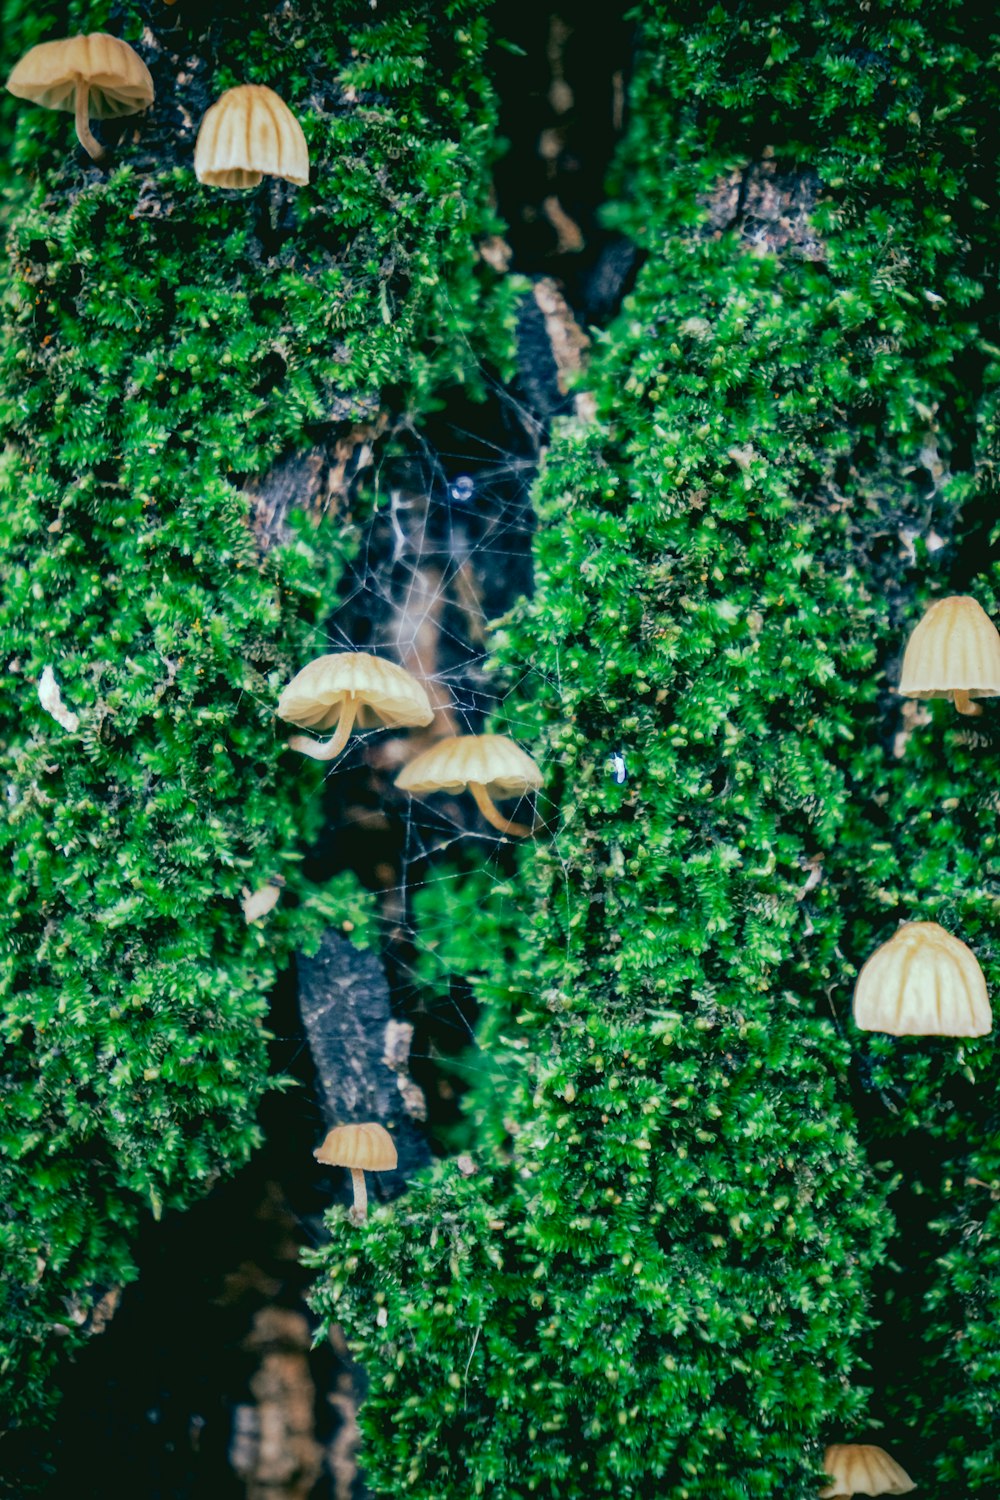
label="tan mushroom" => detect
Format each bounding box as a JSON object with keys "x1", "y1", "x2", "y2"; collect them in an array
[
  {"x1": 897, "y1": 595, "x2": 1000, "y2": 716},
  {"x1": 854, "y1": 921, "x2": 992, "y2": 1037},
  {"x1": 314, "y1": 1122, "x2": 397, "y2": 1222},
  {"x1": 819, "y1": 1444, "x2": 915, "y2": 1499},
  {"x1": 6, "y1": 33, "x2": 154, "y2": 165},
  {"x1": 396, "y1": 733, "x2": 542, "y2": 838},
  {"x1": 194, "y1": 84, "x2": 308, "y2": 189},
  {"x1": 277, "y1": 652, "x2": 433, "y2": 763}
]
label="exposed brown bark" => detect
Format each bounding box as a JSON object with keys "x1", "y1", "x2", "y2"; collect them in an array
[{"x1": 246, "y1": 418, "x2": 386, "y2": 555}]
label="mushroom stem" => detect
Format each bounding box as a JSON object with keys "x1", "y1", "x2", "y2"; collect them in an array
[
  {"x1": 74, "y1": 82, "x2": 107, "y2": 165},
  {"x1": 469, "y1": 781, "x2": 533, "y2": 838},
  {"x1": 348, "y1": 1166, "x2": 368, "y2": 1222},
  {"x1": 953, "y1": 689, "x2": 982, "y2": 716},
  {"x1": 288, "y1": 697, "x2": 357, "y2": 761}
]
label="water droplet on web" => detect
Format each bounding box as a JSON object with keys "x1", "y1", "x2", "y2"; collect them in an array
[{"x1": 449, "y1": 474, "x2": 475, "y2": 504}]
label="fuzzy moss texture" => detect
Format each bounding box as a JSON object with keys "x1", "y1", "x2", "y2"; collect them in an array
[
  {"x1": 311, "y1": 2, "x2": 1000, "y2": 1496},
  {"x1": 0, "y1": 0, "x2": 507, "y2": 1424}
]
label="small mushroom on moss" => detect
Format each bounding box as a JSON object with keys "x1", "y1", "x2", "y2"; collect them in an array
[
  {"x1": 395, "y1": 733, "x2": 542, "y2": 838},
  {"x1": 854, "y1": 921, "x2": 992, "y2": 1038},
  {"x1": 897, "y1": 594, "x2": 1000, "y2": 716},
  {"x1": 314, "y1": 1122, "x2": 397, "y2": 1223},
  {"x1": 819, "y1": 1444, "x2": 915, "y2": 1499},
  {"x1": 194, "y1": 83, "x2": 308, "y2": 189},
  {"x1": 6, "y1": 33, "x2": 153, "y2": 165},
  {"x1": 277, "y1": 652, "x2": 433, "y2": 763}
]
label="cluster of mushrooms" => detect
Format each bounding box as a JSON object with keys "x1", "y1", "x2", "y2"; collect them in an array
[
  {"x1": 8, "y1": 27, "x2": 996, "y2": 1490},
  {"x1": 277, "y1": 651, "x2": 543, "y2": 835},
  {"x1": 6, "y1": 32, "x2": 308, "y2": 185}
]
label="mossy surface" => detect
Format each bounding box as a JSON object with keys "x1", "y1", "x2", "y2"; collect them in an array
[
  {"x1": 311, "y1": 2, "x2": 1000, "y2": 1495},
  {"x1": 0, "y1": 0, "x2": 509, "y2": 1424}
]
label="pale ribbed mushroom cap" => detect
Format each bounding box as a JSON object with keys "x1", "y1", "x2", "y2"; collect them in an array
[
  {"x1": 6, "y1": 33, "x2": 153, "y2": 117},
  {"x1": 277, "y1": 653, "x2": 433, "y2": 732},
  {"x1": 898, "y1": 595, "x2": 1000, "y2": 700},
  {"x1": 854, "y1": 922, "x2": 991, "y2": 1038},
  {"x1": 313, "y1": 1123, "x2": 397, "y2": 1172},
  {"x1": 819, "y1": 1444, "x2": 916, "y2": 1498},
  {"x1": 395, "y1": 734, "x2": 543, "y2": 797},
  {"x1": 194, "y1": 84, "x2": 308, "y2": 188}
]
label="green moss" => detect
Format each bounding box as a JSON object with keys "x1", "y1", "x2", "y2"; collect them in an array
[
  {"x1": 311, "y1": 1, "x2": 1000, "y2": 1494},
  {"x1": 0, "y1": 0, "x2": 510, "y2": 1424}
]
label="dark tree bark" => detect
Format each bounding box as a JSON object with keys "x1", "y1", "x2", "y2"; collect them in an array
[{"x1": 298, "y1": 933, "x2": 431, "y2": 1192}]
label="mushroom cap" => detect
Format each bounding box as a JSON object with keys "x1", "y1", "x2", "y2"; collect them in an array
[
  {"x1": 395, "y1": 733, "x2": 543, "y2": 798},
  {"x1": 194, "y1": 84, "x2": 309, "y2": 188},
  {"x1": 897, "y1": 595, "x2": 1000, "y2": 699},
  {"x1": 819, "y1": 1444, "x2": 916, "y2": 1498},
  {"x1": 277, "y1": 652, "x2": 433, "y2": 733},
  {"x1": 853, "y1": 921, "x2": 992, "y2": 1037},
  {"x1": 6, "y1": 33, "x2": 153, "y2": 118},
  {"x1": 313, "y1": 1122, "x2": 397, "y2": 1172}
]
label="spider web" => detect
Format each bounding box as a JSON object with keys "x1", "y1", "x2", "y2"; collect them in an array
[{"x1": 262, "y1": 361, "x2": 615, "y2": 1147}]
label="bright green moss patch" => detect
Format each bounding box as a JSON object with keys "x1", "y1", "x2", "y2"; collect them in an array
[{"x1": 0, "y1": 0, "x2": 510, "y2": 1424}]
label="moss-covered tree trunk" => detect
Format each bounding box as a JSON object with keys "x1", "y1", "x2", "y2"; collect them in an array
[
  {"x1": 312, "y1": 2, "x2": 1000, "y2": 1497},
  {"x1": 0, "y1": 0, "x2": 507, "y2": 1439},
  {"x1": 5, "y1": 0, "x2": 1000, "y2": 1495}
]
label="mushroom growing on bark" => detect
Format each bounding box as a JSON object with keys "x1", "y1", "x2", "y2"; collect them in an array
[
  {"x1": 194, "y1": 84, "x2": 309, "y2": 188},
  {"x1": 853, "y1": 921, "x2": 992, "y2": 1037},
  {"x1": 277, "y1": 652, "x2": 433, "y2": 763},
  {"x1": 897, "y1": 594, "x2": 1000, "y2": 715},
  {"x1": 819, "y1": 1444, "x2": 916, "y2": 1499},
  {"x1": 5, "y1": 33, "x2": 154, "y2": 166},
  {"x1": 314, "y1": 1123, "x2": 397, "y2": 1223},
  {"x1": 395, "y1": 733, "x2": 543, "y2": 837}
]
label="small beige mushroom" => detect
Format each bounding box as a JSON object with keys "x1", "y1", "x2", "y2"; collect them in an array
[
  {"x1": 194, "y1": 84, "x2": 308, "y2": 189},
  {"x1": 819, "y1": 1444, "x2": 916, "y2": 1499},
  {"x1": 6, "y1": 33, "x2": 153, "y2": 165},
  {"x1": 277, "y1": 652, "x2": 433, "y2": 763},
  {"x1": 314, "y1": 1122, "x2": 397, "y2": 1222},
  {"x1": 897, "y1": 595, "x2": 1000, "y2": 716},
  {"x1": 854, "y1": 921, "x2": 992, "y2": 1037},
  {"x1": 395, "y1": 733, "x2": 542, "y2": 838}
]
